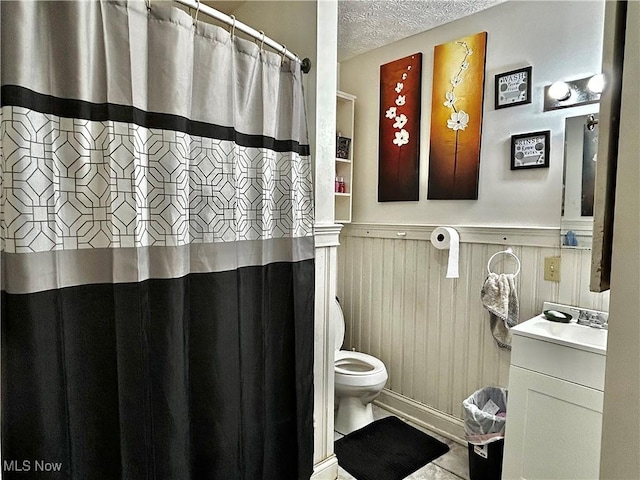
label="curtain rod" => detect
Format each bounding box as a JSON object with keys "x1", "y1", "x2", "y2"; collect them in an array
[{"x1": 172, "y1": 0, "x2": 312, "y2": 74}]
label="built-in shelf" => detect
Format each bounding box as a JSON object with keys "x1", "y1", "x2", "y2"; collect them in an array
[{"x1": 335, "y1": 90, "x2": 355, "y2": 224}]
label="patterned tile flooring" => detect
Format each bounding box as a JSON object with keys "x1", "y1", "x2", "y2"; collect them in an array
[{"x1": 335, "y1": 406, "x2": 470, "y2": 480}]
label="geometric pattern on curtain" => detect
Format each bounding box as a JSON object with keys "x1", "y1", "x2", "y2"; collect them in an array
[
  {"x1": 1, "y1": 2, "x2": 315, "y2": 479},
  {"x1": 1, "y1": 105, "x2": 313, "y2": 253}
]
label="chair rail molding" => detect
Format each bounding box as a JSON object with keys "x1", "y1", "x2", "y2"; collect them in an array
[
  {"x1": 342, "y1": 222, "x2": 560, "y2": 248},
  {"x1": 314, "y1": 223, "x2": 343, "y2": 248}
]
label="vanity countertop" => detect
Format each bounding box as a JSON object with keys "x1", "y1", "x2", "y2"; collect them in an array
[{"x1": 512, "y1": 314, "x2": 607, "y2": 356}]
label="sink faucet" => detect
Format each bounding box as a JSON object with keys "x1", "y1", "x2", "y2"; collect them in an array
[{"x1": 578, "y1": 310, "x2": 608, "y2": 329}]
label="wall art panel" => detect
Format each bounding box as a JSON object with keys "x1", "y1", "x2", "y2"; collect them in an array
[
  {"x1": 378, "y1": 53, "x2": 422, "y2": 202},
  {"x1": 427, "y1": 32, "x2": 487, "y2": 200}
]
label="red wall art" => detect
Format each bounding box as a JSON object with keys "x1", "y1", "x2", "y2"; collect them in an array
[
  {"x1": 378, "y1": 53, "x2": 423, "y2": 202},
  {"x1": 427, "y1": 32, "x2": 487, "y2": 200}
]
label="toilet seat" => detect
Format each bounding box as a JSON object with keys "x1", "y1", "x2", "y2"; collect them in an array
[
  {"x1": 332, "y1": 300, "x2": 387, "y2": 387},
  {"x1": 335, "y1": 350, "x2": 385, "y2": 376},
  {"x1": 334, "y1": 350, "x2": 387, "y2": 387}
]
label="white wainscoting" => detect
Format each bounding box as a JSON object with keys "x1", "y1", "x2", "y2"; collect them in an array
[{"x1": 337, "y1": 224, "x2": 609, "y2": 441}]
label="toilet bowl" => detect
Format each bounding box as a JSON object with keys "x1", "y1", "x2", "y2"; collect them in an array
[{"x1": 333, "y1": 298, "x2": 388, "y2": 434}]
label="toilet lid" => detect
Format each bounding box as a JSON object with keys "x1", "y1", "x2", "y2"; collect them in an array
[{"x1": 332, "y1": 298, "x2": 345, "y2": 350}]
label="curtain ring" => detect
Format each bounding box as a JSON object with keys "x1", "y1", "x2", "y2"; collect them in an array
[
  {"x1": 230, "y1": 15, "x2": 236, "y2": 38},
  {"x1": 145, "y1": 0, "x2": 151, "y2": 11},
  {"x1": 258, "y1": 31, "x2": 265, "y2": 51},
  {"x1": 193, "y1": 0, "x2": 200, "y2": 26},
  {"x1": 280, "y1": 45, "x2": 287, "y2": 61}
]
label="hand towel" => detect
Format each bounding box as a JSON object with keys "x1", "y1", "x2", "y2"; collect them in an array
[{"x1": 480, "y1": 273, "x2": 519, "y2": 349}]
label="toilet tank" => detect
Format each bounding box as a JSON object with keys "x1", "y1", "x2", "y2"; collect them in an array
[{"x1": 332, "y1": 298, "x2": 345, "y2": 350}]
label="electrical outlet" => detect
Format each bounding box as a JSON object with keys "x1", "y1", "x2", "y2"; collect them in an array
[{"x1": 544, "y1": 256, "x2": 561, "y2": 282}]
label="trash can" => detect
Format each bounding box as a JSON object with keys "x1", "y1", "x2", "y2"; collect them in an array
[{"x1": 463, "y1": 386, "x2": 508, "y2": 480}]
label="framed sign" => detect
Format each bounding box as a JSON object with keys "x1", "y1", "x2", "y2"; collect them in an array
[
  {"x1": 510, "y1": 130, "x2": 550, "y2": 170},
  {"x1": 495, "y1": 66, "x2": 532, "y2": 109},
  {"x1": 336, "y1": 136, "x2": 351, "y2": 159}
]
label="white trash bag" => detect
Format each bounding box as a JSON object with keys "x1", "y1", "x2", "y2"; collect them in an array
[{"x1": 463, "y1": 386, "x2": 508, "y2": 445}]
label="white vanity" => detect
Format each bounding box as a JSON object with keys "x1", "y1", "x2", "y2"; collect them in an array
[{"x1": 502, "y1": 302, "x2": 607, "y2": 480}]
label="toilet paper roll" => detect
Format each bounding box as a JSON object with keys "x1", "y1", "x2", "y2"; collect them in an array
[{"x1": 430, "y1": 226, "x2": 460, "y2": 279}]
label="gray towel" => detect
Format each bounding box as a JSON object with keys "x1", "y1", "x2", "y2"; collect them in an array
[{"x1": 481, "y1": 273, "x2": 519, "y2": 349}]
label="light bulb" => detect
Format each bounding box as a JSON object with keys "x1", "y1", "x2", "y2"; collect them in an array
[
  {"x1": 548, "y1": 81, "x2": 571, "y2": 101},
  {"x1": 587, "y1": 73, "x2": 605, "y2": 94}
]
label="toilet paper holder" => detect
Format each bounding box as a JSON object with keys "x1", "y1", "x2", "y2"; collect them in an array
[{"x1": 487, "y1": 248, "x2": 521, "y2": 277}]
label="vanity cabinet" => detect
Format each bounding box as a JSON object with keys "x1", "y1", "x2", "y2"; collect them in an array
[
  {"x1": 335, "y1": 91, "x2": 355, "y2": 224},
  {"x1": 502, "y1": 314, "x2": 606, "y2": 480}
]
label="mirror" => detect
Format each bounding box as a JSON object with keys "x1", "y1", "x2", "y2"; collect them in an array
[{"x1": 561, "y1": 111, "x2": 599, "y2": 249}]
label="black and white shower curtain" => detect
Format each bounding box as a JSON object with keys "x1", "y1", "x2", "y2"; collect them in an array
[{"x1": 1, "y1": 1, "x2": 314, "y2": 479}]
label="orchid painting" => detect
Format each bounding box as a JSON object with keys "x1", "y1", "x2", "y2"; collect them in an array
[
  {"x1": 378, "y1": 53, "x2": 422, "y2": 202},
  {"x1": 428, "y1": 32, "x2": 487, "y2": 200},
  {"x1": 443, "y1": 41, "x2": 473, "y2": 189},
  {"x1": 386, "y1": 67, "x2": 412, "y2": 150}
]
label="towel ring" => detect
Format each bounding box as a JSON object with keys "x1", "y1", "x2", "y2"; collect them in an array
[{"x1": 487, "y1": 248, "x2": 521, "y2": 277}]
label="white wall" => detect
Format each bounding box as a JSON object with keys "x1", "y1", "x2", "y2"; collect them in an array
[{"x1": 339, "y1": 0, "x2": 604, "y2": 227}]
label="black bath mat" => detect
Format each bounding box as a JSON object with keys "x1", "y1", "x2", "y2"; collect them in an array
[{"x1": 334, "y1": 416, "x2": 450, "y2": 480}]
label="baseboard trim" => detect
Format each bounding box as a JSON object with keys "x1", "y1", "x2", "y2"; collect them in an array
[
  {"x1": 375, "y1": 389, "x2": 467, "y2": 446},
  {"x1": 311, "y1": 455, "x2": 339, "y2": 480}
]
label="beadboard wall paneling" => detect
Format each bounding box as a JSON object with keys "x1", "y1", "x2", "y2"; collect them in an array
[
  {"x1": 336, "y1": 226, "x2": 609, "y2": 425},
  {"x1": 559, "y1": 247, "x2": 610, "y2": 312}
]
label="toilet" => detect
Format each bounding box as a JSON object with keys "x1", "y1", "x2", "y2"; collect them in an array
[{"x1": 333, "y1": 298, "x2": 388, "y2": 435}]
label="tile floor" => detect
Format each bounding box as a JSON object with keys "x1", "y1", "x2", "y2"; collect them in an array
[{"x1": 335, "y1": 405, "x2": 470, "y2": 480}]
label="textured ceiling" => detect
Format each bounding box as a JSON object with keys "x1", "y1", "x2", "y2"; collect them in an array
[
  {"x1": 337, "y1": 0, "x2": 504, "y2": 61},
  {"x1": 204, "y1": 1, "x2": 505, "y2": 62}
]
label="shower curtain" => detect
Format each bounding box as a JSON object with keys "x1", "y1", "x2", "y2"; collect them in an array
[{"x1": 0, "y1": 2, "x2": 314, "y2": 479}]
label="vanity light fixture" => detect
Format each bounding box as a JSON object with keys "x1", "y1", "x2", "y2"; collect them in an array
[
  {"x1": 548, "y1": 81, "x2": 571, "y2": 101},
  {"x1": 587, "y1": 73, "x2": 606, "y2": 94},
  {"x1": 543, "y1": 73, "x2": 605, "y2": 111}
]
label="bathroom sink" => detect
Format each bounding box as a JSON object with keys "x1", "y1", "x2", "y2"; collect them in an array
[
  {"x1": 512, "y1": 314, "x2": 607, "y2": 355},
  {"x1": 505, "y1": 304, "x2": 607, "y2": 480},
  {"x1": 510, "y1": 302, "x2": 608, "y2": 391}
]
